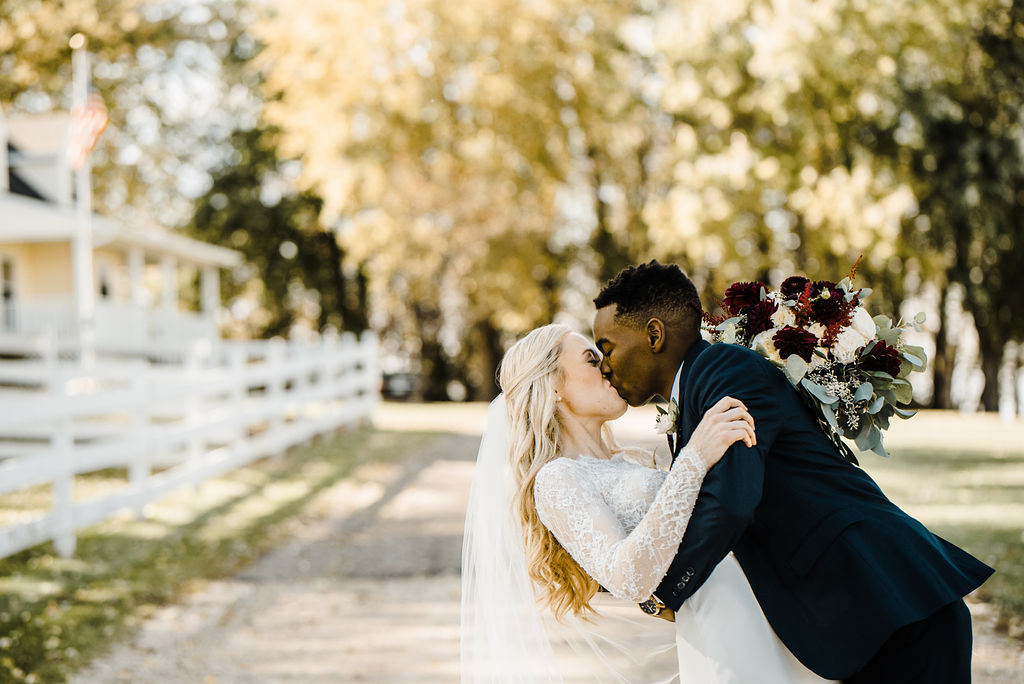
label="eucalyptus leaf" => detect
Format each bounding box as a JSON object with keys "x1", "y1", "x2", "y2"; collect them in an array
[
  {"x1": 784, "y1": 355, "x2": 808, "y2": 385},
  {"x1": 868, "y1": 396, "x2": 885, "y2": 414},
  {"x1": 892, "y1": 380, "x2": 913, "y2": 404},
  {"x1": 878, "y1": 327, "x2": 901, "y2": 346},
  {"x1": 903, "y1": 345, "x2": 927, "y2": 368},
  {"x1": 854, "y1": 382, "x2": 874, "y2": 402},
  {"x1": 913, "y1": 312, "x2": 926, "y2": 324},
  {"x1": 865, "y1": 369, "x2": 894, "y2": 380},
  {"x1": 801, "y1": 378, "x2": 839, "y2": 406},
  {"x1": 873, "y1": 314, "x2": 891, "y2": 330},
  {"x1": 821, "y1": 402, "x2": 839, "y2": 429},
  {"x1": 837, "y1": 277, "x2": 851, "y2": 292},
  {"x1": 854, "y1": 422, "x2": 873, "y2": 450},
  {"x1": 871, "y1": 439, "x2": 890, "y2": 458},
  {"x1": 894, "y1": 406, "x2": 918, "y2": 419},
  {"x1": 759, "y1": 286, "x2": 767, "y2": 301},
  {"x1": 716, "y1": 316, "x2": 741, "y2": 331},
  {"x1": 856, "y1": 424, "x2": 882, "y2": 452},
  {"x1": 858, "y1": 287, "x2": 872, "y2": 300}
]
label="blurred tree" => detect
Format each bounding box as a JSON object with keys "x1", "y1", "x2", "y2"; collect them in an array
[
  {"x1": 836, "y1": 0, "x2": 1024, "y2": 409},
  {"x1": 254, "y1": 0, "x2": 625, "y2": 399},
  {"x1": 0, "y1": 0, "x2": 261, "y2": 228},
  {"x1": 188, "y1": 127, "x2": 368, "y2": 337},
  {"x1": 254, "y1": 0, "x2": 1022, "y2": 408}
]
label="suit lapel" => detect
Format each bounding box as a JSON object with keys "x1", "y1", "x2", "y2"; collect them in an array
[{"x1": 672, "y1": 339, "x2": 711, "y2": 459}]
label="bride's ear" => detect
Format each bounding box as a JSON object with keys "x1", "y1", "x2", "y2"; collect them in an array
[{"x1": 646, "y1": 318, "x2": 666, "y2": 353}]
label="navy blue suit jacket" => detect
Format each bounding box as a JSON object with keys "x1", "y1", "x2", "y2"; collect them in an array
[{"x1": 655, "y1": 339, "x2": 993, "y2": 680}]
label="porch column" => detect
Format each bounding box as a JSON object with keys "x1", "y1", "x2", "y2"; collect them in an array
[
  {"x1": 201, "y1": 265, "x2": 220, "y2": 318},
  {"x1": 127, "y1": 247, "x2": 146, "y2": 306},
  {"x1": 160, "y1": 255, "x2": 177, "y2": 312}
]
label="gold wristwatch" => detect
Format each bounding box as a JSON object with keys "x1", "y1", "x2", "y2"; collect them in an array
[{"x1": 639, "y1": 595, "x2": 666, "y2": 616}]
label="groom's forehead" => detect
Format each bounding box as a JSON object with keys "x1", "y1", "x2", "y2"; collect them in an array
[{"x1": 594, "y1": 305, "x2": 632, "y2": 348}]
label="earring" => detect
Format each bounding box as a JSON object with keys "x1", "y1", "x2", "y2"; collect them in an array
[{"x1": 555, "y1": 395, "x2": 562, "y2": 402}]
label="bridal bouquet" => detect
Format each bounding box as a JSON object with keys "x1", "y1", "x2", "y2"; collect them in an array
[{"x1": 703, "y1": 265, "x2": 927, "y2": 461}]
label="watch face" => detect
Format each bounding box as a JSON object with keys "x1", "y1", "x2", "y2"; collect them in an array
[{"x1": 639, "y1": 599, "x2": 659, "y2": 615}]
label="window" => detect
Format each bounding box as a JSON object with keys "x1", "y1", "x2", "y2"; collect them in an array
[{"x1": 1, "y1": 256, "x2": 15, "y2": 331}]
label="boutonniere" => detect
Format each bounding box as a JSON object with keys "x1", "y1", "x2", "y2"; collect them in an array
[{"x1": 654, "y1": 400, "x2": 680, "y2": 435}]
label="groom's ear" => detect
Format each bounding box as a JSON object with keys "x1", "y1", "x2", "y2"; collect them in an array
[{"x1": 645, "y1": 318, "x2": 666, "y2": 353}]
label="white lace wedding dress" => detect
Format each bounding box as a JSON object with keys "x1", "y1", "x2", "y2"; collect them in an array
[{"x1": 534, "y1": 448, "x2": 835, "y2": 684}]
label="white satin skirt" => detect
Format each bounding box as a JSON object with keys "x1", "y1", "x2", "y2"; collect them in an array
[{"x1": 673, "y1": 553, "x2": 836, "y2": 684}]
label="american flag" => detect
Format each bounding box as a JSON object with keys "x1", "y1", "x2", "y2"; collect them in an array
[{"x1": 68, "y1": 91, "x2": 108, "y2": 170}]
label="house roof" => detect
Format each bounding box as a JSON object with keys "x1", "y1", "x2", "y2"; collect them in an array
[
  {"x1": 4, "y1": 113, "x2": 70, "y2": 203},
  {"x1": 7, "y1": 143, "x2": 47, "y2": 200},
  {"x1": 0, "y1": 192, "x2": 241, "y2": 268}
]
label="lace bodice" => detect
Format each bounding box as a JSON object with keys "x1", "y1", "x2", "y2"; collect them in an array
[{"x1": 533, "y1": 446, "x2": 708, "y2": 603}]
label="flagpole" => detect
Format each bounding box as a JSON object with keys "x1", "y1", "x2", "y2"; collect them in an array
[{"x1": 70, "y1": 33, "x2": 95, "y2": 364}]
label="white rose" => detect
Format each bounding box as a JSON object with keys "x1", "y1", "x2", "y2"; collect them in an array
[
  {"x1": 654, "y1": 400, "x2": 680, "y2": 435},
  {"x1": 721, "y1": 322, "x2": 739, "y2": 344},
  {"x1": 850, "y1": 306, "x2": 877, "y2": 340},
  {"x1": 807, "y1": 323, "x2": 827, "y2": 340},
  {"x1": 831, "y1": 327, "x2": 870, "y2": 364},
  {"x1": 771, "y1": 305, "x2": 796, "y2": 328},
  {"x1": 751, "y1": 329, "x2": 781, "y2": 363}
]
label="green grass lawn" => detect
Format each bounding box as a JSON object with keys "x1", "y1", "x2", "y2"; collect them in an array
[
  {"x1": 857, "y1": 412, "x2": 1024, "y2": 638},
  {"x1": 0, "y1": 427, "x2": 434, "y2": 683}
]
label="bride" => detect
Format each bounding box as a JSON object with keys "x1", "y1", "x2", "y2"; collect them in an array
[{"x1": 461, "y1": 323, "x2": 834, "y2": 683}]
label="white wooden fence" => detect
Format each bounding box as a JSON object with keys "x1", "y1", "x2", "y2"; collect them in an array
[{"x1": 0, "y1": 330, "x2": 380, "y2": 559}]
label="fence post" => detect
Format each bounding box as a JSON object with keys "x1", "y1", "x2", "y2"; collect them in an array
[
  {"x1": 360, "y1": 330, "x2": 381, "y2": 424},
  {"x1": 267, "y1": 338, "x2": 286, "y2": 457},
  {"x1": 321, "y1": 327, "x2": 340, "y2": 433},
  {"x1": 51, "y1": 355, "x2": 76, "y2": 558},
  {"x1": 129, "y1": 363, "x2": 150, "y2": 519},
  {"x1": 185, "y1": 341, "x2": 207, "y2": 473},
  {"x1": 289, "y1": 336, "x2": 309, "y2": 445},
  {"x1": 230, "y1": 344, "x2": 248, "y2": 448}
]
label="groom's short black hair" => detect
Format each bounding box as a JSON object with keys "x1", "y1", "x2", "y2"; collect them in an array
[{"x1": 594, "y1": 260, "x2": 702, "y2": 333}]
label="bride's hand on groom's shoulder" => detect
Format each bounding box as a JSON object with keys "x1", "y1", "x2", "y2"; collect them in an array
[{"x1": 687, "y1": 396, "x2": 756, "y2": 469}]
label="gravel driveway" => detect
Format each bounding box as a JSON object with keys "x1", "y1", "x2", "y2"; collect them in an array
[{"x1": 70, "y1": 404, "x2": 1024, "y2": 683}]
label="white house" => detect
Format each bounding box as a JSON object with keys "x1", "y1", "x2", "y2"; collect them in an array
[
  {"x1": 0, "y1": 108, "x2": 241, "y2": 357},
  {"x1": 0, "y1": 105, "x2": 380, "y2": 561}
]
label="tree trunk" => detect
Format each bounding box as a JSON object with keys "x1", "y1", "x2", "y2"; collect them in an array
[
  {"x1": 931, "y1": 289, "x2": 954, "y2": 409},
  {"x1": 470, "y1": 318, "x2": 504, "y2": 401},
  {"x1": 976, "y1": 326, "x2": 1003, "y2": 412},
  {"x1": 412, "y1": 302, "x2": 451, "y2": 401}
]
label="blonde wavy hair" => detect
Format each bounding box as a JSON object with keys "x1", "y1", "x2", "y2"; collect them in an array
[{"x1": 498, "y1": 323, "x2": 610, "y2": 618}]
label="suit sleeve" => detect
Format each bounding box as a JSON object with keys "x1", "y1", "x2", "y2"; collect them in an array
[{"x1": 656, "y1": 346, "x2": 786, "y2": 609}]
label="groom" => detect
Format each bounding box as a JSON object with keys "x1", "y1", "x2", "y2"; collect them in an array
[{"x1": 592, "y1": 260, "x2": 993, "y2": 683}]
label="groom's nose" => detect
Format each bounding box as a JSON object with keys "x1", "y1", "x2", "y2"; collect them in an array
[{"x1": 599, "y1": 357, "x2": 612, "y2": 379}]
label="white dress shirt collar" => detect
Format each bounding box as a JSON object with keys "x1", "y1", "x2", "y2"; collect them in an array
[{"x1": 670, "y1": 361, "x2": 685, "y2": 405}]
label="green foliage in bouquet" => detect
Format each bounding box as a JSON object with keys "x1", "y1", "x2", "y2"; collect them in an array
[{"x1": 704, "y1": 264, "x2": 927, "y2": 463}]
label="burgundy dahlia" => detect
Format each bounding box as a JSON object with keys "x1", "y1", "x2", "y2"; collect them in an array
[
  {"x1": 780, "y1": 276, "x2": 811, "y2": 301},
  {"x1": 810, "y1": 287, "x2": 849, "y2": 326},
  {"x1": 860, "y1": 340, "x2": 902, "y2": 378},
  {"x1": 745, "y1": 299, "x2": 778, "y2": 337},
  {"x1": 723, "y1": 281, "x2": 766, "y2": 315},
  {"x1": 772, "y1": 326, "x2": 818, "y2": 362},
  {"x1": 812, "y1": 279, "x2": 836, "y2": 293}
]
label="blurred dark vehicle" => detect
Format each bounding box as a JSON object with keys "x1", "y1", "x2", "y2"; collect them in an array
[{"x1": 381, "y1": 372, "x2": 420, "y2": 401}]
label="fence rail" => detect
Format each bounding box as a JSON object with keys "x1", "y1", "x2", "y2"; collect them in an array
[{"x1": 0, "y1": 330, "x2": 380, "y2": 559}]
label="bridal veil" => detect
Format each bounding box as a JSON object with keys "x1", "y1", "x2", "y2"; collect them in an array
[{"x1": 460, "y1": 396, "x2": 677, "y2": 683}]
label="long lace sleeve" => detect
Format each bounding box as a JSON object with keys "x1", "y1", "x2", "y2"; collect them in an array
[{"x1": 533, "y1": 447, "x2": 708, "y2": 603}]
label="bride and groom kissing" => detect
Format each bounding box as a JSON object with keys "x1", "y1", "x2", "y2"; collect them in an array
[{"x1": 461, "y1": 260, "x2": 993, "y2": 683}]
